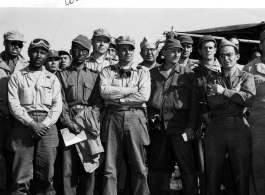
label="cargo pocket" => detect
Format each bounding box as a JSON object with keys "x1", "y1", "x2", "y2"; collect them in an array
[
  {"x1": 83, "y1": 82, "x2": 93, "y2": 100},
  {"x1": 138, "y1": 116, "x2": 150, "y2": 146},
  {"x1": 42, "y1": 84, "x2": 53, "y2": 106},
  {"x1": 19, "y1": 87, "x2": 33, "y2": 105},
  {"x1": 171, "y1": 83, "x2": 190, "y2": 110}
]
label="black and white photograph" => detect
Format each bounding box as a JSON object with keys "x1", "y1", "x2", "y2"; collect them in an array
[{"x1": 0, "y1": 1, "x2": 264, "y2": 195}]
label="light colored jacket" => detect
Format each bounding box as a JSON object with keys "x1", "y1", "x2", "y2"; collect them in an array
[{"x1": 0, "y1": 51, "x2": 28, "y2": 115}]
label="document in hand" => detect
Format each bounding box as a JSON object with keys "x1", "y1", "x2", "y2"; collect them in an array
[{"x1": 60, "y1": 128, "x2": 87, "y2": 147}]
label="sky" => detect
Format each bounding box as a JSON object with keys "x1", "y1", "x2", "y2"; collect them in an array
[{"x1": 0, "y1": 1, "x2": 265, "y2": 63}]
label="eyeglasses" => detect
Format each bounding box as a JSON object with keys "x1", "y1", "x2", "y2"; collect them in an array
[
  {"x1": 219, "y1": 53, "x2": 235, "y2": 58},
  {"x1": 30, "y1": 39, "x2": 50, "y2": 48},
  {"x1": 9, "y1": 41, "x2": 23, "y2": 48},
  {"x1": 73, "y1": 48, "x2": 89, "y2": 55},
  {"x1": 142, "y1": 48, "x2": 156, "y2": 53},
  {"x1": 108, "y1": 48, "x2": 116, "y2": 52}
]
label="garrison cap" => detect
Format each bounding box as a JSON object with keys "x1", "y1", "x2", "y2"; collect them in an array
[
  {"x1": 140, "y1": 37, "x2": 156, "y2": 50},
  {"x1": 178, "y1": 35, "x2": 193, "y2": 44},
  {"x1": 28, "y1": 38, "x2": 50, "y2": 51},
  {"x1": 260, "y1": 31, "x2": 265, "y2": 43},
  {"x1": 4, "y1": 30, "x2": 26, "y2": 43},
  {"x1": 72, "y1": 35, "x2": 91, "y2": 51},
  {"x1": 116, "y1": 36, "x2": 135, "y2": 49},
  {"x1": 162, "y1": 39, "x2": 183, "y2": 50},
  {"x1": 198, "y1": 35, "x2": 217, "y2": 48},
  {"x1": 47, "y1": 50, "x2": 60, "y2": 60},
  {"x1": 93, "y1": 28, "x2": 111, "y2": 40},
  {"x1": 218, "y1": 39, "x2": 239, "y2": 53}
]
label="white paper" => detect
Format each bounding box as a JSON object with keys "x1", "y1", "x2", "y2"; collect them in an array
[
  {"x1": 60, "y1": 128, "x2": 87, "y2": 147},
  {"x1": 182, "y1": 133, "x2": 188, "y2": 142}
]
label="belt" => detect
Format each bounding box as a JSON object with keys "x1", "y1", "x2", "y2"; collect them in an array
[
  {"x1": 108, "y1": 105, "x2": 145, "y2": 112},
  {"x1": 71, "y1": 105, "x2": 88, "y2": 109},
  {"x1": 215, "y1": 116, "x2": 244, "y2": 123},
  {"x1": 28, "y1": 111, "x2": 48, "y2": 116}
]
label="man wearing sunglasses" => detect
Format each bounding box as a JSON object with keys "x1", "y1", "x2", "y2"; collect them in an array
[
  {"x1": 57, "y1": 35, "x2": 103, "y2": 195},
  {"x1": 7, "y1": 38, "x2": 62, "y2": 194},
  {"x1": 0, "y1": 30, "x2": 28, "y2": 194},
  {"x1": 86, "y1": 29, "x2": 114, "y2": 73},
  {"x1": 139, "y1": 37, "x2": 159, "y2": 69}
]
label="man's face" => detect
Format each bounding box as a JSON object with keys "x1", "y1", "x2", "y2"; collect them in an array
[
  {"x1": 229, "y1": 38, "x2": 239, "y2": 49},
  {"x1": 163, "y1": 47, "x2": 182, "y2": 64},
  {"x1": 198, "y1": 41, "x2": 216, "y2": 61},
  {"x1": 28, "y1": 47, "x2": 48, "y2": 68},
  {"x1": 45, "y1": 57, "x2": 60, "y2": 73},
  {"x1": 117, "y1": 44, "x2": 134, "y2": 63},
  {"x1": 107, "y1": 45, "x2": 117, "y2": 58},
  {"x1": 93, "y1": 36, "x2": 110, "y2": 55},
  {"x1": 140, "y1": 44, "x2": 157, "y2": 63},
  {"x1": 71, "y1": 43, "x2": 89, "y2": 64},
  {"x1": 4, "y1": 40, "x2": 23, "y2": 57},
  {"x1": 250, "y1": 51, "x2": 261, "y2": 61},
  {"x1": 59, "y1": 54, "x2": 71, "y2": 69},
  {"x1": 219, "y1": 46, "x2": 239, "y2": 69},
  {"x1": 181, "y1": 43, "x2": 193, "y2": 59}
]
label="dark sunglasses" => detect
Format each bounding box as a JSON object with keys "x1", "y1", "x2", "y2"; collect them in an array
[{"x1": 9, "y1": 41, "x2": 23, "y2": 48}]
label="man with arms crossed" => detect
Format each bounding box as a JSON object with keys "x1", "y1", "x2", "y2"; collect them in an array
[
  {"x1": 100, "y1": 36, "x2": 150, "y2": 195},
  {"x1": 206, "y1": 39, "x2": 255, "y2": 195}
]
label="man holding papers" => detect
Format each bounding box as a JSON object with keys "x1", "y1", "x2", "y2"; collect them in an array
[{"x1": 57, "y1": 35, "x2": 103, "y2": 195}]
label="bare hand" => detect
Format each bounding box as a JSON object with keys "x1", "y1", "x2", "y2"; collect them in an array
[
  {"x1": 210, "y1": 84, "x2": 225, "y2": 94},
  {"x1": 29, "y1": 121, "x2": 46, "y2": 138},
  {"x1": 184, "y1": 128, "x2": 195, "y2": 141},
  {"x1": 67, "y1": 122, "x2": 81, "y2": 135}
]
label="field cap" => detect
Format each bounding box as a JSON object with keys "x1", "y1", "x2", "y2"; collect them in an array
[
  {"x1": 28, "y1": 38, "x2": 50, "y2": 51},
  {"x1": 140, "y1": 37, "x2": 156, "y2": 50},
  {"x1": 58, "y1": 50, "x2": 72, "y2": 59},
  {"x1": 162, "y1": 39, "x2": 183, "y2": 50},
  {"x1": 116, "y1": 36, "x2": 135, "y2": 49},
  {"x1": 260, "y1": 31, "x2": 265, "y2": 43},
  {"x1": 93, "y1": 28, "x2": 111, "y2": 40},
  {"x1": 198, "y1": 35, "x2": 217, "y2": 48},
  {"x1": 47, "y1": 50, "x2": 60, "y2": 60},
  {"x1": 4, "y1": 30, "x2": 26, "y2": 43},
  {"x1": 72, "y1": 35, "x2": 91, "y2": 50},
  {"x1": 218, "y1": 39, "x2": 239, "y2": 53},
  {"x1": 178, "y1": 35, "x2": 193, "y2": 44}
]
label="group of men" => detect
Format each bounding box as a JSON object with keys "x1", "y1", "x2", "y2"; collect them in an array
[{"x1": 0, "y1": 27, "x2": 265, "y2": 195}]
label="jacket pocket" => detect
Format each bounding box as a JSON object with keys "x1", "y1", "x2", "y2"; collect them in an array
[
  {"x1": 66, "y1": 81, "x2": 76, "y2": 102},
  {"x1": 19, "y1": 87, "x2": 33, "y2": 105},
  {"x1": 42, "y1": 84, "x2": 53, "y2": 106},
  {"x1": 83, "y1": 82, "x2": 94, "y2": 100},
  {"x1": 171, "y1": 83, "x2": 190, "y2": 110}
]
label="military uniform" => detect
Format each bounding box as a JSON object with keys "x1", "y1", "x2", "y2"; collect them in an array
[
  {"x1": 100, "y1": 36, "x2": 151, "y2": 195},
  {"x1": 0, "y1": 30, "x2": 28, "y2": 193},
  {"x1": 243, "y1": 56, "x2": 265, "y2": 195},
  {"x1": 205, "y1": 67, "x2": 255, "y2": 195},
  {"x1": 7, "y1": 57, "x2": 62, "y2": 194}
]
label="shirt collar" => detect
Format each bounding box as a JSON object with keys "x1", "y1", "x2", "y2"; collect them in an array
[
  {"x1": 21, "y1": 65, "x2": 46, "y2": 75},
  {"x1": 88, "y1": 52, "x2": 106, "y2": 64}
]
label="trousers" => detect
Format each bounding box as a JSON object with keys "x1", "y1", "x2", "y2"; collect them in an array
[
  {"x1": 102, "y1": 107, "x2": 149, "y2": 195},
  {"x1": 147, "y1": 130, "x2": 198, "y2": 195},
  {"x1": 205, "y1": 116, "x2": 251, "y2": 195},
  {"x1": 7, "y1": 113, "x2": 58, "y2": 195},
  {"x1": 248, "y1": 116, "x2": 265, "y2": 195}
]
